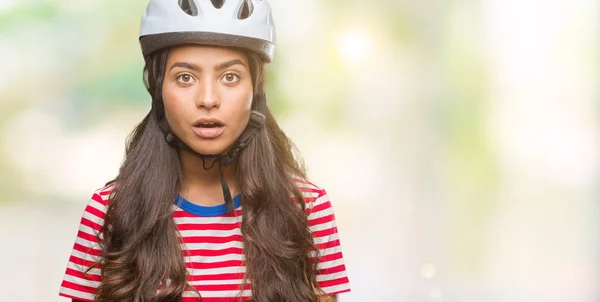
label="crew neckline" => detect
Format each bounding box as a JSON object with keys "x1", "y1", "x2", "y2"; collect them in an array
[{"x1": 175, "y1": 194, "x2": 241, "y2": 217}]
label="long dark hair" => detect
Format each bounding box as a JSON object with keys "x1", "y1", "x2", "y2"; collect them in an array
[{"x1": 93, "y1": 48, "x2": 320, "y2": 301}]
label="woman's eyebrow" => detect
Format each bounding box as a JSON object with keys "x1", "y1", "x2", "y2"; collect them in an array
[
  {"x1": 169, "y1": 62, "x2": 200, "y2": 71},
  {"x1": 168, "y1": 59, "x2": 246, "y2": 72},
  {"x1": 216, "y1": 59, "x2": 246, "y2": 71}
]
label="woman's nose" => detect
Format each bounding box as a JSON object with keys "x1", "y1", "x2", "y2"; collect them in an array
[{"x1": 195, "y1": 79, "x2": 221, "y2": 109}]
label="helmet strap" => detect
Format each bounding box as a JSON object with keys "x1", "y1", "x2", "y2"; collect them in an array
[{"x1": 157, "y1": 109, "x2": 265, "y2": 212}]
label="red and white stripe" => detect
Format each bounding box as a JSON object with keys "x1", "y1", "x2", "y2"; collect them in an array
[{"x1": 59, "y1": 181, "x2": 350, "y2": 301}]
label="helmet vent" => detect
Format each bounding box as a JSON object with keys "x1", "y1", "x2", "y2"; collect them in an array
[
  {"x1": 178, "y1": 0, "x2": 198, "y2": 16},
  {"x1": 210, "y1": 0, "x2": 225, "y2": 9},
  {"x1": 237, "y1": 0, "x2": 254, "y2": 20}
]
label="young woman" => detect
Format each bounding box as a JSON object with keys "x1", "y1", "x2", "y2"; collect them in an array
[{"x1": 59, "y1": 1, "x2": 351, "y2": 301}]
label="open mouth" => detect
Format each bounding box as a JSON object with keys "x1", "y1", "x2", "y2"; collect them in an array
[
  {"x1": 193, "y1": 118, "x2": 225, "y2": 139},
  {"x1": 195, "y1": 122, "x2": 223, "y2": 128},
  {"x1": 193, "y1": 117, "x2": 225, "y2": 128}
]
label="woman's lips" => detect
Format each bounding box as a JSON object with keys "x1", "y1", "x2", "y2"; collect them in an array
[
  {"x1": 193, "y1": 125, "x2": 224, "y2": 139},
  {"x1": 192, "y1": 117, "x2": 225, "y2": 139},
  {"x1": 193, "y1": 117, "x2": 224, "y2": 127}
]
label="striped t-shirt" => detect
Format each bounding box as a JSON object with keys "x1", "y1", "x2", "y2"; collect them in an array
[{"x1": 59, "y1": 181, "x2": 351, "y2": 301}]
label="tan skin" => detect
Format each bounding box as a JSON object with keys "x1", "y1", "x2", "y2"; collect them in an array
[{"x1": 72, "y1": 45, "x2": 336, "y2": 302}]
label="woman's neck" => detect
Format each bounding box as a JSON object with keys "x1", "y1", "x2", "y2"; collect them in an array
[{"x1": 178, "y1": 149, "x2": 239, "y2": 207}]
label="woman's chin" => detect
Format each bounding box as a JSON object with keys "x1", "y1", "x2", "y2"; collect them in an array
[{"x1": 186, "y1": 141, "x2": 232, "y2": 156}]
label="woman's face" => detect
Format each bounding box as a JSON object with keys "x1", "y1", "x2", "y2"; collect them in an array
[{"x1": 162, "y1": 45, "x2": 253, "y2": 155}]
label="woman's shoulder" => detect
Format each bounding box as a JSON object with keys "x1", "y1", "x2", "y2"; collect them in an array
[
  {"x1": 292, "y1": 178, "x2": 334, "y2": 215},
  {"x1": 89, "y1": 182, "x2": 117, "y2": 208},
  {"x1": 293, "y1": 178, "x2": 327, "y2": 198}
]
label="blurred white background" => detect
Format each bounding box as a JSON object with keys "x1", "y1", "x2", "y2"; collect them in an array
[{"x1": 0, "y1": 0, "x2": 598, "y2": 301}]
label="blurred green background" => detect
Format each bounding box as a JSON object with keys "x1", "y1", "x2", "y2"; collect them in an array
[{"x1": 1, "y1": 0, "x2": 599, "y2": 301}]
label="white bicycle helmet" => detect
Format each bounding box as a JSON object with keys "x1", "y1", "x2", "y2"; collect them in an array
[{"x1": 140, "y1": 0, "x2": 276, "y2": 62}]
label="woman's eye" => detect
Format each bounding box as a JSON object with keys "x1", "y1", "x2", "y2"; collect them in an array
[
  {"x1": 222, "y1": 73, "x2": 240, "y2": 83},
  {"x1": 176, "y1": 73, "x2": 195, "y2": 84}
]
